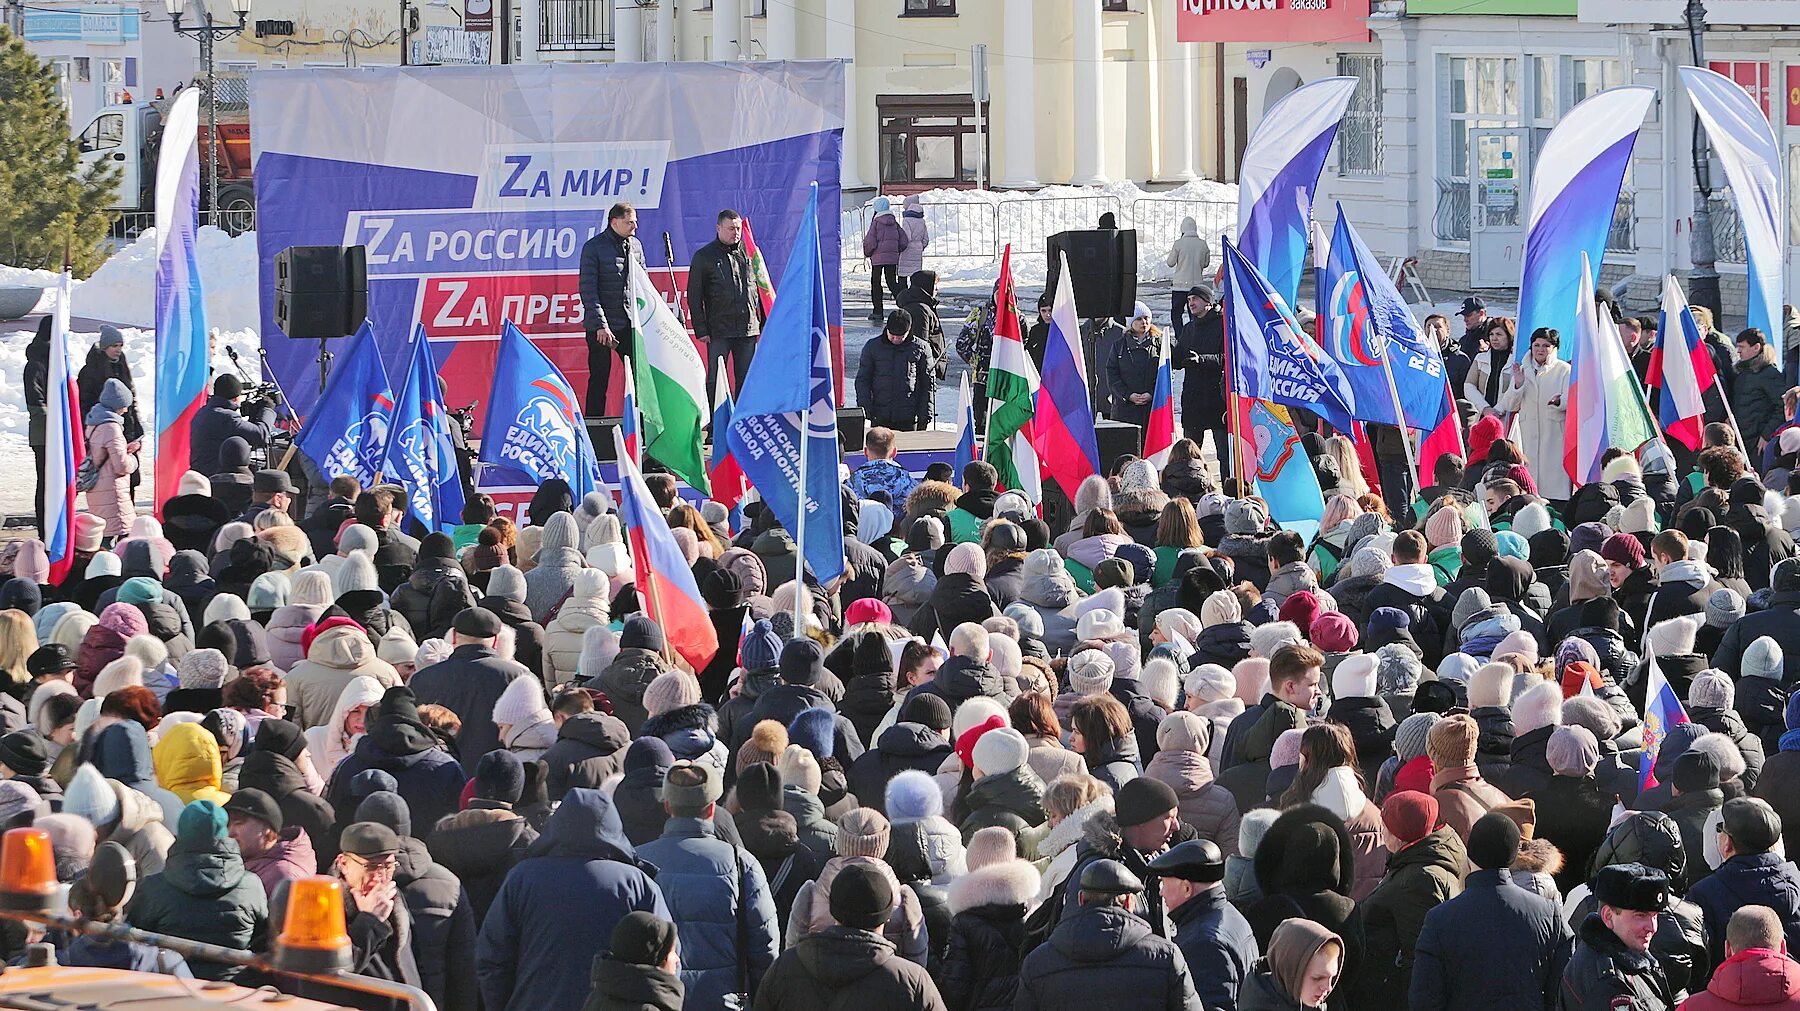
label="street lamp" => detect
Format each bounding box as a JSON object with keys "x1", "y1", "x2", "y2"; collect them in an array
[
  {"x1": 162, "y1": 0, "x2": 250, "y2": 215},
  {"x1": 1685, "y1": 0, "x2": 1722, "y2": 320}
]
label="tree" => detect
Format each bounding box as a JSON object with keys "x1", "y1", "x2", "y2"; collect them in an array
[{"x1": 0, "y1": 27, "x2": 120, "y2": 275}]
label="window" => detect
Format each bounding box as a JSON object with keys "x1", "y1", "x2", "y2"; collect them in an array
[
  {"x1": 1442, "y1": 55, "x2": 1517, "y2": 180},
  {"x1": 79, "y1": 113, "x2": 124, "y2": 153},
  {"x1": 877, "y1": 94, "x2": 988, "y2": 188},
  {"x1": 1103, "y1": 0, "x2": 1131, "y2": 10},
  {"x1": 902, "y1": 0, "x2": 955, "y2": 15},
  {"x1": 1570, "y1": 57, "x2": 1619, "y2": 104},
  {"x1": 1337, "y1": 54, "x2": 1382, "y2": 175},
  {"x1": 73, "y1": 56, "x2": 91, "y2": 82}
]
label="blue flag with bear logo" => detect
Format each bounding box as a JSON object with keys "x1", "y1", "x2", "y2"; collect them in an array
[
  {"x1": 480, "y1": 320, "x2": 602, "y2": 500},
  {"x1": 383, "y1": 324, "x2": 467, "y2": 532}
]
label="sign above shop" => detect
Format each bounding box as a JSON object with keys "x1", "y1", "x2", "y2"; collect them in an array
[{"x1": 1177, "y1": 0, "x2": 1372, "y2": 44}]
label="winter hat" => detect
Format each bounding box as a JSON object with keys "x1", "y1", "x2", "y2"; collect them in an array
[
  {"x1": 1114, "y1": 777, "x2": 1179, "y2": 829},
  {"x1": 1277, "y1": 592, "x2": 1323, "y2": 635},
  {"x1": 491, "y1": 675, "x2": 550, "y2": 729},
  {"x1": 778, "y1": 639, "x2": 825, "y2": 687},
  {"x1": 1706, "y1": 588, "x2": 1746, "y2": 629},
  {"x1": 788, "y1": 707, "x2": 837, "y2": 762},
  {"x1": 776, "y1": 744, "x2": 822, "y2": 796},
  {"x1": 1436, "y1": 652, "x2": 1480, "y2": 685},
  {"x1": 844, "y1": 598, "x2": 893, "y2": 627},
  {"x1": 485, "y1": 565, "x2": 527, "y2": 604},
  {"x1": 619, "y1": 615, "x2": 666, "y2": 655},
  {"x1": 624, "y1": 737, "x2": 675, "y2": 777},
  {"x1": 1310, "y1": 613, "x2": 1359, "y2": 653},
  {"x1": 1367, "y1": 607, "x2": 1411, "y2": 642},
  {"x1": 643, "y1": 671, "x2": 701, "y2": 718},
  {"x1": 944, "y1": 542, "x2": 986, "y2": 578},
  {"x1": 334, "y1": 551, "x2": 379, "y2": 596},
  {"x1": 1095, "y1": 556, "x2": 1139, "y2": 590},
  {"x1": 1331, "y1": 654, "x2": 1378, "y2": 701},
  {"x1": 1554, "y1": 636, "x2": 1601, "y2": 676},
  {"x1": 116, "y1": 578, "x2": 162, "y2": 607},
  {"x1": 1249, "y1": 621, "x2": 1303, "y2": 660},
  {"x1": 1745, "y1": 637, "x2": 1784, "y2": 681},
  {"x1": 1469, "y1": 663, "x2": 1514, "y2": 710},
  {"x1": 1076, "y1": 609, "x2": 1125, "y2": 643},
  {"x1": 123, "y1": 635, "x2": 167, "y2": 674},
  {"x1": 247, "y1": 572, "x2": 290, "y2": 611},
  {"x1": 1238, "y1": 808, "x2": 1280, "y2": 860},
  {"x1": 835, "y1": 807, "x2": 892, "y2": 858},
  {"x1": 416, "y1": 638, "x2": 454, "y2": 670},
  {"x1": 1494, "y1": 531, "x2": 1529, "y2": 561},
  {"x1": 1381, "y1": 791, "x2": 1439, "y2": 846},
  {"x1": 73, "y1": 514, "x2": 106, "y2": 554},
  {"x1": 1233, "y1": 658, "x2": 1270, "y2": 705},
  {"x1": 1394, "y1": 712, "x2": 1441, "y2": 762},
  {"x1": 1689, "y1": 670, "x2": 1735, "y2": 711},
  {"x1": 971, "y1": 727, "x2": 1030, "y2": 777},
  {"x1": 1156, "y1": 711, "x2": 1210, "y2": 755},
  {"x1": 1493, "y1": 631, "x2": 1540, "y2": 665},
  {"x1": 1426, "y1": 714, "x2": 1479, "y2": 768},
  {"x1": 0, "y1": 732, "x2": 47, "y2": 778},
  {"x1": 373, "y1": 626, "x2": 418, "y2": 669},
  {"x1": 1546, "y1": 725, "x2": 1600, "y2": 777},
  {"x1": 1600, "y1": 533, "x2": 1644, "y2": 569},
  {"x1": 1103, "y1": 641, "x2": 1142, "y2": 684},
  {"x1": 62, "y1": 766, "x2": 120, "y2": 829},
  {"x1": 1451, "y1": 588, "x2": 1493, "y2": 634},
  {"x1": 1375, "y1": 644, "x2": 1424, "y2": 695},
  {"x1": 1467, "y1": 811, "x2": 1523, "y2": 870},
  {"x1": 85, "y1": 552, "x2": 121, "y2": 579},
  {"x1": 356, "y1": 791, "x2": 414, "y2": 839},
  {"x1": 1200, "y1": 589, "x2": 1242, "y2": 628},
  {"x1": 474, "y1": 750, "x2": 526, "y2": 804},
  {"x1": 0, "y1": 781, "x2": 41, "y2": 826},
  {"x1": 1004, "y1": 603, "x2": 1044, "y2": 639},
  {"x1": 1224, "y1": 499, "x2": 1268, "y2": 536},
  {"x1": 735, "y1": 762, "x2": 783, "y2": 812},
  {"x1": 336, "y1": 525, "x2": 379, "y2": 555},
  {"x1": 1513, "y1": 680, "x2": 1565, "y2": 735},
  {"x1": 738, "y1": 619, "x2": 782, "y2": 670},
  {"x1": 289, "y1": 570, "x2": 334, "y2": 608},
  {"x1": 966, "y1": 825, "x2": 1019, "y2": 870},
  {"x1": 1425, "y1": 506, "x2": 1465, "y2": 549},
  {"x1": 1184, "y1": 664, "x2": 1235, "y2": 704},
  {"x1": 1671, "y1": 749, "x2": 1722, "y2": 793},
  {"x1": 610, "y1": 910, "x2": 680, "y2": 968},
  {"x1": 1721, "y1": 797, "x2": 1782, "y2": 853},
  {"x1": 955, "y1": 714, "x2": 1006, "y2": 771},
  {"x1": 1269, "y1": 728, "x2": 1306, "y2": 771},
  {"x1": 177, "y1": 470, "x2": 212, "y2": 497},
  {"x1": 176, "y1": 648, "x2": 228, "y2": 690},
  {"x1": 831, "y1": 861, "x2": 897, "y2": 931},
  {"x1": 1512, "y1": 503, "x2": 1553, "y2": 539},
  {"x1": 900, "y1": 693, "x2": 952, "y2": 732},
  {"x1": 884, "y1": 769, "x2": 943, "y2": 823},
  {"x1": 1691, "y1": 732, "x2": 1747, "y2": 785},
  {"x1": 92, "y1": 655, "x2": 145, "y2": 700},
  {"x1": 1068, "y1": 649, "x2": 1116, "y2": 696},
  {"x1": 177, "y1": 799, "x2": 228, "y2": 844},
  {"x1": 737, "y1": 720, "x2": 789, "y2": 770},
  {"x1": 1141, "y1": 658, "x2": 1180, "y2": 710},
  {"x1": 1647, "y1": 616, "x2": 1700, "y2": 658},
  {"x1": 1155, "y1": 608, "x2": 1203, "y2": 648}
]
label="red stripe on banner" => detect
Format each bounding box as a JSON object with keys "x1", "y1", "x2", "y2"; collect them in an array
[{"x1": 155, "y1": 395, "x2": 204, "y2": 520}]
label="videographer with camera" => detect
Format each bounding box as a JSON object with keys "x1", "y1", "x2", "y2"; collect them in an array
[{"x1": 191, "y1": 374, "x2": 277, "y2": 478}]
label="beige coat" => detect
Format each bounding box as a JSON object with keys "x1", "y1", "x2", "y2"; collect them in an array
[
  {"x1": 1498, "y1": 355, "x2": 1573, "y2": 500},
  {"x1": 85, "y1": 417, "x2": 137, "y2": 536}
]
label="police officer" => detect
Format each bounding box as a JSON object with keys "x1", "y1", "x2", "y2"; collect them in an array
[
  {"x1": 1150, "y1": 840, "x2": 1259, "y2": 1011},
  {"x1": 1560, "y1": 863, "x2": 1674, "y2": 1011}
]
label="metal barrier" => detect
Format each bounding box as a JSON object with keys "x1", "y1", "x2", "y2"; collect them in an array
[
  {"x1": 109, "y1": 208, "x2": 257, "y2": 242},
  {"x1": 996, "y1": 194, "x2": 1122, "y2": 255},
  {"x1": 1128, "y1": 197, "x2": 1236, "y2": 259}
]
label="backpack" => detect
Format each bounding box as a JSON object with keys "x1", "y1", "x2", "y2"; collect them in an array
[{"x1": 76, "y1": 457, "x2": 101, "y2": 493}]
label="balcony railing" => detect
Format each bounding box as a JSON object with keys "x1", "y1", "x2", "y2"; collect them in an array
[{"x1": 540, "y1": 0, "x2": 613, "y2": 51}]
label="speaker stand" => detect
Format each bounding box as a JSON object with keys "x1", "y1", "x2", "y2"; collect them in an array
[{"x1": 316, "y1": 338, "x2": 335, "y2": 395}]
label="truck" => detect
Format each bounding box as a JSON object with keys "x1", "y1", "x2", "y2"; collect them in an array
[{"x1": 75, "y1": 91, "x2": 255, "y2": 233}]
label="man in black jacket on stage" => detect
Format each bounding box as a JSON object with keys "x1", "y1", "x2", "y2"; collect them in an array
[
  {"x1": 578, "y1": 202, "x2": 644, "y2": 417},
  {"x1": 688, "y1": 209, "x2": 764, "y2": 397},
  {"x1": 1173, "y1": 285, "x2": 1229, "y2": 479}
]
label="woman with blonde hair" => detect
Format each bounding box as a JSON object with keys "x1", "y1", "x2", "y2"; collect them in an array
[
  {"x1": 1323, "y1": 436, "x2": 1368, "y2": 501},
  {"x1": 666, "y1": 503, "x2": 721, "y2": 559},
  {"x1": 1309, "y1": 495, "x2": 1364, "y2": 584},
  {"x1": 0, "y1": 609, "x2": 37, "y2": 698}
]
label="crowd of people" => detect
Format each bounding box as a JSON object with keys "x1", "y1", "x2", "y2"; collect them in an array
[{"x1": 9, "y1": 278, "x2": 1800, "y2": 1011}]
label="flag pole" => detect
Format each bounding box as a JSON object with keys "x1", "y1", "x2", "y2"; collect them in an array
[
  {"x1": 1376, "y1": 341, "x2": 1420, "y2": 494},
  {"x1": 793, "y1": 405, "x2": 808, "y2": 638}
]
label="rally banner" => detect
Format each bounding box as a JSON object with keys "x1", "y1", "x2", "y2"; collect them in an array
[
  {"x1": 1515, "y1": 86, "x2": 1654, "y2": 363},
  {"x1": 250, "y1": 62, "x2": 844, "y2": 515},
  {"x1": 1322, "y1": 206, "x2": 1448, "y2": 431},
  {"x1": 1235, "y1": 76, "x2": 1358, "y2": 307},
  {"x1": 153, "y1": 87, "x2": 208, "y2": 512},
  {"x1": 1680, "y1": 66, "x2": 1786, "y2": 359}
]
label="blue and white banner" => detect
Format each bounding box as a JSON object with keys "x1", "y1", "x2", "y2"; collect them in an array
[
  {"x1": 295, "y1": 321, "x2": 394, "y2": 487},
  {"x1": 1223, "y1": 238, "x2": 1358, "y2": 434},
  {"x1": 1516, "y1": 86, "x2": 1655, "y2": 363},
  {"x1": 383, "y1": 325, "x2": 466, "y2": 532},
  {"x1": 481, "y1": 320, "x2": 601, "y2": 500},
  {"x1": 250, "y1": 62, "x2": 843, "y2": 519},
  {"x1": 1322, "y1": 206, "x2": 1449, "y2": 430},
  {"x1": 153, "y1": 87, "x2": 208, "y2": 512},
  {"x1": 1235, "y1": 76, "x2": 1358, "y2": 307},
  {"x1": 1681, "y1": 66, "x2": 1786, "y2": 359}
]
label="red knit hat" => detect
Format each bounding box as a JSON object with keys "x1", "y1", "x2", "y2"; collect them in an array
[
  {"x1": 1309, "y1": 613, "x2": 1359, "y2": 653},
  {"x1": 1468, "y1": 415, "x2": 1505, "y2": 465},
  {"x1": 955, "y1": 714, "x2": 1006, "y2": 770},
  {"x1": 845, "y1": 598, "x2": 893, "y2": 626},
  {"x1": 1560, "y1": 659, "x2": 1604, "y2": 700},
  {"x1": 1600, "y1": 533, "x2": 1645, "y2": 570},
  {"x1": 1277, "y1": 591, "x2": 1322, "y2": 633},
  {"x1": 301, "y1": 615, "x2": 366, "y2": 656},
  {"x1": 1381, "y1": 790, "x2": 1439, "y2": 846}
]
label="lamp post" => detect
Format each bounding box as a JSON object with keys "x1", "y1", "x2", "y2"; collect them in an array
[
  {"x1": 162, "y1": 0, "x2": 251, "y2": 214},
  {"x1": 1684, "y1": 0, "x2": 1722, "y2": 320}
]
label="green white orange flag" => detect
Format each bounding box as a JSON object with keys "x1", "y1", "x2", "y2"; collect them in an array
[
  {"x1": 983, "y1": 245, "x2": 1042, "y2": 504},
  {"x1": 629, "y1": 259, "x2": 711, "y2": 494}
]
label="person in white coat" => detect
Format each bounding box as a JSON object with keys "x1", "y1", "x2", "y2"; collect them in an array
[
  {"x1": 1498, "y1": 326, "x2": 1572, "y2": 501},
  {"x1": 896, "y1": 194, "x2": 930, "y2": 278},
  {"x1": 1165, "y1": 217, "x2": 1212, "y2": 332}
]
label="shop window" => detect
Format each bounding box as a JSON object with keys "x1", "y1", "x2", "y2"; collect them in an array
[
  {"x1": 877, "y1": 94, "x2": 988, "y2": 189},
  {"x1": 903, "y1": 0, "x2": 954, "y2": 16},
  {"x1": 1337, "y1": 53, "x2": 1382, "y2": 176}
]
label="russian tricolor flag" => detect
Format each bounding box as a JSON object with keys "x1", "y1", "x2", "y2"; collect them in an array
[
  {"x1": 708, "y1": 371, "x2": 747, "y2": 511},
  {"x1": 953, "y1": 371, "x2": 977, "y2": 477},
  {"x1": 614, "y1": 429, "x2": 718, "y2": 672},
  {"x1": 43, "y1": 272, "x2": 84, "y2": 583},
  {"x1": 152, "y1": 89, "x2": 209, "y2": 515},
  {"x1": 1416, "y1": 378, "x2": 1465, "y2": 487},
  {"x1": 1648, "y1": 274, "x2": 1718, "y2": 452},
  {"x1": 1143, "y1": 325, "x2": 1179, "y2": 468},
  {"x1": 1566, "y1": 252, "x2": 1659, "y2": 484},
  {"x1": 1638, "y1": 653, "x2": 1690, "y2": 792},
  {"x1": 1035, "y1": 251, "x2": 1102, "y2": 501},
  {"x1": 620, "y1": 364, "x2": 641, "y2": 466}
]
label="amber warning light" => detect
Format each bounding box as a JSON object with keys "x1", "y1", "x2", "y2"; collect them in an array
[
  {"x1": 274, "y1": 876, "x2": 353, "y2": 974},
  {"x1": 0, "y1": 829, "x2": 57, "y2": 913}
]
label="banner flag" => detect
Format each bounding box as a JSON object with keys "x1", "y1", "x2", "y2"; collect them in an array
[
  {"x1": 1567, "y1": 252, "x2": 1659, "y2": 484},
  {"x1": 629, "y1": 258, "x2": 710, "y2": 493},
  {"x1": 1223, "y1": 239, "x2": 1358, "y2": 433},
  {"x1": 1323, "y1": 207, "x2": 1449, "y2": 429},
  {"x1": 1648, "y1": 275, "x2": 1720, "y2": 452},
  {"x1": 1144, "y1": 320, "x2": 1179, "y2": 468},
  {"x1": 1516, "y1": 86, "x2": 1655, "y2": 363},
  {"x1": 1638, "y1": 654, "x2": 1690, "y2": 792},
  {"x1": 615, "y1": 429, "x2": 719, "y2": 672},
  {"x1": 153, "y1": 87, "x2": 208, "y2": 512},
  {"x1": 384, "y1": 325, "x2": 467, "y2": 532},
  {"x1": 1035, "y1": 251, "x2": 1101, "y2": 501},
  {"x1": 44, "y1": 272, "x2": 84, "y2": 583},
  {"x1": 725, "y1": 185, "x2": 846, "y2": 585},
  {"x1": 1236, "y1": 76, "x2": 1358, "y2": 306},
  {"x1": 741, "y1": 216, "x2": 778, "y2": 321},
  {"x1": 1681, "y1": 66, "x2": 1786, "y2": 360},
  {"x1": 984, "y1": 245, "x2": 1041, "y2": 504},
  {"x1": 707, "y1": 371, "x2": 748, "y2": 510},
  {"x1": 954, "y1": 372, "x2": 977, "y2": 479},
  {"x1": 1233, "y1": 396, "x2": 1327, "y2": 543},
  {"x1": 295, "y1": 320, "x2": 394, "y2": 486},
  {"x1": 480, "y1": 320, "x2": 601, "y2": 499}
]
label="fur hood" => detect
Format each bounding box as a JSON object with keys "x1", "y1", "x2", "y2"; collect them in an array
[
  {"x1": 1080, "y1": 808, "x2": 1126, "y2": 859},
  {"x1": 1036, "y1": 794, "x2": 1113, "y2": 861},
  {"x1": 947, "y1": 859, "x2": 1040, "y2": 915},
  {"x1": 640, "y1": 702, "x2": 717, "y2": 738}
]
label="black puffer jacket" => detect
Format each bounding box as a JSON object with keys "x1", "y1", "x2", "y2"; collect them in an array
[
  {"x1": 1173, "y1": 308, "x2": 1226, "y2": 426},
  {"x1": 894, "y1": 270, "x2": 946, "y2": 369},
  {"x1": 855, "y1": 334, "x2": 934, "y2": 430},
  {"x1": 427, "y1": 802, "x2": 538, "y2": 926},
  {"x1": 847, "y1": 724, "x2": 952, "y2": 817},
  {"x1": 1691, "y1": 705, "x2": 1766, "y2": 790},
  {"x1": 395, "y1": 836, "x2": 478, "y2": 1011},
  {"x1": 957, "y1": 766, "x2": 1046, "y2": 839},
  {"x1": 687, "y1": 237, "x2": 761, "y2": 340},
  {"x1": 1577, "y1": 811, "x2": 1712, "y2": 996},
  {"x1": 941, "y1": 860, "x2": 1037, "y2": 1011},
  {"x1": 1471, "y1": 706, "x2": 1516, "y2": 783},
  {"x1": 390, "y1": 558, "x2": 475, "y2": 642},
  {"x1": 907, "y1": 653, "x2": 1008, "y2": 710},
  {"x1": 542, "y1": 711, "x2": 631, "y2": 801},
  {"x1": 578, "y1": 226, "x2": 641, "y2": 336},
  {"x1": 1189, "y1": 621, "x2": 1252, "y2": 668}
]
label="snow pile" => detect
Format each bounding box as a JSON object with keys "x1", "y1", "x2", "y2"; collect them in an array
[
  {"x1": 842, "y1": 179, "x2": 1241, "y2": 287},
  {"x1": 72, "y1": 226, "x2": 263, "y2": 333},
  {"x1": 0, "y1": 265, "x2": 67, "y2": 317},
  {"x1": 0, "y1": 315, "x2": 261, "y2": 517}
]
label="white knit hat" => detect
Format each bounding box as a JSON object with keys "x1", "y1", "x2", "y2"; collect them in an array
[
  {"x1": 776, "y1": 744, "x2": 821, "y2": 795},
  {"x1": 123, "y1": 634, "x2": 168, "y2": 673},
  {"x1": 377, "y1": 626, "x2": 420, "y2": 667},
  {"x1": 1075, "y1": 608, "x2": 1125, "y2": 644},
  {"x1": 92, "y1": 656, "x2": 145, "y2": 700},
  {"x1": 579, "y1": 625, "x2": 619, "y2": 681},
  {"x1": 1512, "y1": 680, "x2": 1565, "y2": 735},
  {"x1": 1248, "y1": 621, "x2": 1302, "y2": 659},
  {"x1": 643, "y1": 671, "x2": 701, "y2": 717},
  {"x1": 1068, "y1": 649, "x2": 1115, "y2": 696},
  {"x1": 1183, "y1": 664, "x2": 1235, "y2": 704},
  {"x1": 1688, "y1": 669, "x2": 1734, "y2": 710},
  {"x1": 1436, "y1": 652, "x2": 1480, "y2": 684},
  {"x1": 176, "y1": 648, "x2": 228, "y2": 690},
  {"x1": 971, "y1": 727, "x2": 1030, "y2": 777},
  {"x1": 414, "y1": 638, "x2": 454, "y2": 670},
  {"x1": 486, "y1": 565, "x2": 527, "y2": 604},
  {"x1": 1330, "y1": 654, "x2": 1378, "y2": 701},
  {"x1": 492, "y1": 675, "x2": 551, "y2": 728},
  {"x1": 1647, "y1": 615, "x2": 1699, "y2": 657}
]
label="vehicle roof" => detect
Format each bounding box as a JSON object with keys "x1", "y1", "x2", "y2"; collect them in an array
[{"x1": 0, "y1": 966, "x2": 357, "y2": 1008}]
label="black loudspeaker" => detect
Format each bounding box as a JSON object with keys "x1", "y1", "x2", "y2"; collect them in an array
[
  {"x1": 1095, "y1": 419, "x2": 1142, "y2": 476},
  {"x1": 588, "y1": 418, "x2": 622, "y2": 462},
  {"x1": 275, "y1": 245, "x2": 368, "y2": 340},
  {"x1": 1046, "y1": 229, "x2": 1137, "y2": 320},
  {"x1": 837, "y1": 407, "x2": 867, "y2": 454}
]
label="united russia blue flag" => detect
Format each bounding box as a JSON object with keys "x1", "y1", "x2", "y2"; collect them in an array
[
  {"x1": 1223, "y1": 239, "x2": 1358, "y2": 434},
  {"x1": 481, "y1": 320, "x2": 601, "y2": 499},
  {"x1": 725, "y1": 184, "x2": 846, "y2": 585},
  {"x1": 296, "y1": 320, "x2": 394, "y2": 486},
  {"x1": 1321, "y1": 208, "x2": 1448, "y2": 430},
  {"x1": 1638, "y1": 654, "x2": 1691, "y2": 793},
  {"x1": 384, "y1": 324, "x2": 466, "y2": 532}
]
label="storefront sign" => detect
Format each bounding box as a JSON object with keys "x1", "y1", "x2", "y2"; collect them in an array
[
  {"x1": 1579, "y1": 0, "x2": 1793, "y2": 24},
  {"x1": 1406, "y1": 0, "x2": 1575, "y2": 13},
  {"x1": 22, "y1": 6, "x2": 140, "y2": 44},
  {"x1": 1787, "y1": 65, "x2": 1800, "y2": 127},
  {"x1": 1177, "y1": 0, "x2": 1371, "y2": 44}
]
